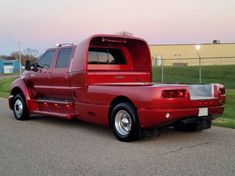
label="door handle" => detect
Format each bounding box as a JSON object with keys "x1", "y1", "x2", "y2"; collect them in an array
[{"x1": 48, "y1": 71, "x2": 52, "y2": 79}]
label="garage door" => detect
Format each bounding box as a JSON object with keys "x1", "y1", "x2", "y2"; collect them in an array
[{"x1": 4, "y1": 66, "x2": 13, "y2": 74}]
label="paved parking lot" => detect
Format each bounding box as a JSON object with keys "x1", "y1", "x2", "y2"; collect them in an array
[{"x1": 0, "y1": 98, "x2": 235, "y2": 176}]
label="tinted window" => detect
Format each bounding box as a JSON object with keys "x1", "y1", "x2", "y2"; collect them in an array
[
  {"x1": 56, "y1": 48, "x2": 73, "y2": 68},
  {"x1": 88, "y1": 48, "x2": 126, "y2": 64},
  {"x1": 37, "y1": 50, "x2": 55, "y2": 68}
]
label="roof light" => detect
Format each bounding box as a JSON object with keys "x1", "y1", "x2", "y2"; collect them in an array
[
  {"x1": 101, "y1": 38, "x2": 127, "y2": 44},
  {"x1": 56, "y1": 42, "x2": 74, "y2": 47}
]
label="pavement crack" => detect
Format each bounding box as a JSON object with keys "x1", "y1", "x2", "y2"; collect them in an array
[{"x1": 160, "y1": 141, "x2": 212, "y2": 155}]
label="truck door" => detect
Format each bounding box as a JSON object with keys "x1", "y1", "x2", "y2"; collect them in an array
[
  {"x1": 29, "y1": 49, "x2": 55, "y2": 99},
  {"x1": 51, "y1": 47, "x2": 74, "y2": 100}
]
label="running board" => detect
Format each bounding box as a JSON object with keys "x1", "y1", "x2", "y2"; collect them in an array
[
  {"x1": 32, "y1": 110, "x2": 79, "y2": 119},
  {"x1": 36, "y1": 99, "x2": 74, "y2": 105},
  {"x1": 34, "y1": 99, "x2": 79, "y2": 119}
]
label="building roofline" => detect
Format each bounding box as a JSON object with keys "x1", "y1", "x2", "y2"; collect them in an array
[{"x1": 149, "y1": 43, "x2": 235, "y2": 46}]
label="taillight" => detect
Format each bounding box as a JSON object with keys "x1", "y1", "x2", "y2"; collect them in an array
[
  {"x1": 219, "y1": 88, "x2": 225, "y2": 95},
  {"x1": 162, "y1": 90, "x2": 186, "y2": 98}
]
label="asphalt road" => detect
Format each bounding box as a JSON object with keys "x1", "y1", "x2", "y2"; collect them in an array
[
  {"x1": 0, "y1": 98, "x2": 235, "y2": 176},
  {"x1": 0, "y1": 75, "x2": 18, "y2": 80}
]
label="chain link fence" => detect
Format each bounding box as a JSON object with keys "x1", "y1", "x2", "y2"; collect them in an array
[
  {"x1": 152, "y1": 56, "x2": 235, "y2": 67},
  {"x1": 152, "y1": 56, "x2": 235, "y2": 88}
]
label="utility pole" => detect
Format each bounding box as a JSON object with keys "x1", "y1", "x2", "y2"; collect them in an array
[
  {"x1": 161, "y1": 56, "x2": 164, "y2": 84},
  {"x1": 18, "y1": 41, "x2": 22, "y2": 76},
  {"x1": 6, "y1": 39, "x2": 22, "y2": 76}
]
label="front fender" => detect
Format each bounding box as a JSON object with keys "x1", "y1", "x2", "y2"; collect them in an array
[{"x1": 10, "y1": 77, "x2": 32, "y2": 109}]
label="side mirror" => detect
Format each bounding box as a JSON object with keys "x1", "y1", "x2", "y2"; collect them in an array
[
  {"x1": 32, "y1": 63, "x2": 39, "y2": 72},
  {"x1": 25, "y1": 60, "x2": 31, "y2": 71},
  {"x1": 25, "y1": 60, "x2": 38, "y2": 72}
]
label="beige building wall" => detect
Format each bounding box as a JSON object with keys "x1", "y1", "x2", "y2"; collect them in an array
[{"x1": 149, "y1": 43, "x2": 235, "y2": 66}]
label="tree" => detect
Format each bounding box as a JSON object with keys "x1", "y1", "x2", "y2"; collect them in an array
[
  {"x1": 10, "y1": 51, "x2": 37, "y2": 66},
  {"x1": 117, "y1": 31, "x2": 133, "y2": 36},
  {"x1": 23, "y1": 48, "x2": 39, "y2": 57},
  {"x1": 9, "y1": 52, "x2": 20, "y2": 60},
  {"x1": 0, "y1": 55, "x2": 8, "y2": 59}
]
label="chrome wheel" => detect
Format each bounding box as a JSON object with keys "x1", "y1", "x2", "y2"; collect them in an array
[
  {"x1": 12, "y1": 94, "x2": 29, "y2": 120},
  {"x1": 14, "y1": 99, "x2": 23, "y2": 119},
  {"x1": 111, "y1": 103, "x2": 139, "y2": 141},
  {"x1": 115, "y1": 110, "x2": 132, "y2": 136}
]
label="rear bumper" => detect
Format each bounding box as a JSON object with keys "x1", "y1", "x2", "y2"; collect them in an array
[{"x1": 138, "y1": 105, "x2": 224, "y2": 128}]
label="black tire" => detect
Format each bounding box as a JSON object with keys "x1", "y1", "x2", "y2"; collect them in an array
[
  {"x1": 203, "y1": 120, "x2": 212, "y2": 129},
  {"x1": 13, "y1": 94, "x2": 29, "y2": 120},
  {"x1": 111, "y1": 103, "x2": 140, "y2": 142}
]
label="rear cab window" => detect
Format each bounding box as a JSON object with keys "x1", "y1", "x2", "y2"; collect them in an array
[
  {"x1": 88, "y1": 48, "x2": 126, "y2": 65},
  {"x1": 88, "y1": 47, "x2": 132, "y2": 70}
]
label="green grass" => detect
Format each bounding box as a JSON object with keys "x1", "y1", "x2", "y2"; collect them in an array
[
  {"x1": 213, "y1": 90, "x2": 235, "y2": 129},
  {"x1": 0, "y1": 65, "x2": 234, "y2": 129},
  {"x1": 0, "y1": 78, "x2": 16, "y2": 98}
]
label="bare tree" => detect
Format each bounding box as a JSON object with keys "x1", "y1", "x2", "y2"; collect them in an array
[
  {"x1": 23, "y1": 48, "x2": 39, "y2": 57},
  {"x1": 0, "y1": 55, "x2": 8, "y2": 59},
  {"x1": 117, "y1": 31, "x2": 133, "y2": 36},
  {"x1": 10, "y1": 52, "x2": 20, "y2": 60},
  {"x1": 10, "y1": 51, "x2": 37, "y2": 66}
]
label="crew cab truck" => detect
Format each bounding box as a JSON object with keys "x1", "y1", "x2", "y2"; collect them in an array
[{"x1": 9, "y1": 34, "x2": 225, "y2": 141}]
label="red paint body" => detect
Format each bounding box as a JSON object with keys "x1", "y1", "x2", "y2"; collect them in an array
[{"x1": 9, "y1": 35, "x2": 225, "y2": 128}]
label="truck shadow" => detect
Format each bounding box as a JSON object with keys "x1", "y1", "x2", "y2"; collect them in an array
[
  {"x1": 28, "y1": 115, "x2": 207, "y2": 142},
  {"x1": 30, "y1": 115, "x2": 114, "y2": 139}
]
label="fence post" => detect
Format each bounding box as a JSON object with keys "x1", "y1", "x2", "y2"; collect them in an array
[
  {"x1": 196, "y1": 45, "x2": 201, "y2": 83},
  {"x1": 161, "y1": 56, "x2": 164, "y2": 84},
  {"x1": 199, "y1": 55, "x2": 202, "y2": 83}
]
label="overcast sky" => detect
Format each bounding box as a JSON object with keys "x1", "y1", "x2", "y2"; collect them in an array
[{"x1": 0, "y1": 0, "x2": 235, "y2": 55}]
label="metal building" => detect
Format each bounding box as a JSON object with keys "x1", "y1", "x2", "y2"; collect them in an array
[
  {"x1": 149, "y1": 43, "x2": 235, "y2": 66},
  {"x1": 0, "y1": 59, "x2": 20, "y2": 74}
]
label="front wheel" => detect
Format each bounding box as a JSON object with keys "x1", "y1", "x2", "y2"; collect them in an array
[
  {"x1": 13, "y1": 94, "x2": 29, "y2": 120},
  {"x1": 111, "y1": 103, "x2": 139, "y2": 142}
]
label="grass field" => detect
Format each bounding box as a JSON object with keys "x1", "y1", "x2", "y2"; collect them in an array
[
  {"x1": 0, "y1": 77, "x2": 16, "y2": 97},
  {"x1": 213, "y1": 90, "x2": 235, "y2": 128},
  {"x1": 0, "y1": 65, "x2": 234, "y2": 128}
]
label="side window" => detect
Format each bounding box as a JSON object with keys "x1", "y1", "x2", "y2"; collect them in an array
[
  {"x1": 37, "y1": 50, "x2": 55, "y2": 68},
  {"x1": 88, "y1": 48, "x2": 127, "y2": 64},
  {"x1": 56, "y1": 47, "x2": 73, "y2": 68}
]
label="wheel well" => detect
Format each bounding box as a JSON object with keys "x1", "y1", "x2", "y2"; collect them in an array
[
  {"x1": 11, "y1": 87, "x2": 23, "y2": 97},
  {"x1": 108, "y1": 96, "x2": 137, "y2": 126}
]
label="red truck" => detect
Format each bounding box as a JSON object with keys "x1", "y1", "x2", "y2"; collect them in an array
[{"x1": 8, "y1": 34, "x2": 225, "y2": 141}]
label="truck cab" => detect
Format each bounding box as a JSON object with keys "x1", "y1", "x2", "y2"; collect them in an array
[
  {"x1": 9, "y1": 34, "x2": 225, "y2": 141},
  {"x1": 27, "y1": 45, "x2": 75, "y2": 100}
]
